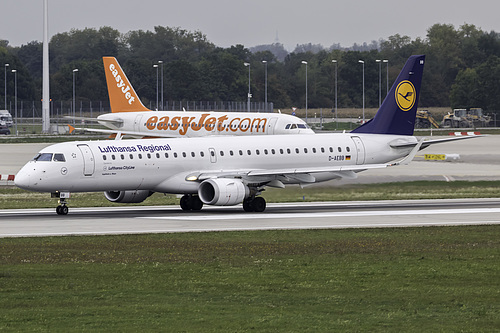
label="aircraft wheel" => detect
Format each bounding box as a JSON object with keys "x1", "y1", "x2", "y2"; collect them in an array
[
  {"x1": 243, "y1": 199, "x2": 254, "y2": 212},
  {"x1": 180, "y1": 195, "x2": 191, "y2": 211},
  {"x1": 56, "y1": 205, "x2": 69, "y2": 215},
  {"x1": 191, "y1": 196, "x2": 203, "y2": 211},
  {"x1": 252, "y1": 197, "x2": 266, "y2": 212}
]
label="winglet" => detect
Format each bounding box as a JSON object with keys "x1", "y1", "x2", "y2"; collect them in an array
[
  {"x1": 67, "y1": 124, "x2": 75, "y2": 134},
  {"x1": 103, "y1": 57, "x2": 150, "y2": 113},
  {"x1": 391, "y1": 139, "x2": 424, "y2": 166}
]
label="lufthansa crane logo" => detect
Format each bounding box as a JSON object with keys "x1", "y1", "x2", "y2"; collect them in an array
[{"x1": 395, "y1": 80, "x2": 416, "y2": 111}]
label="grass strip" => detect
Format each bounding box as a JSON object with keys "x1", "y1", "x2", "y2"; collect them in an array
[
  {"x1": 2, "y1": 180, "x2": 500, "y2": 209},
  {"x1": 0, "y1": 227, "x2": 499, "y2": 331}
]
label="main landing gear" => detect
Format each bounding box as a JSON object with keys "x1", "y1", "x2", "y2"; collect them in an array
[
  {"x1": 180, "y1": 194, "x2": 204, "y2": 211},
  {"x1": 243, "y1": 197, "x2": 266, "y2": 212},
  {"x1": 52, "y1": 192, "x2": 70, "y2": 215}
]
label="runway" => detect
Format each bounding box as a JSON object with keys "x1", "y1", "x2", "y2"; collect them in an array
[{"x1": 1, "y1": 199, "x2": 500, "y2": 238}]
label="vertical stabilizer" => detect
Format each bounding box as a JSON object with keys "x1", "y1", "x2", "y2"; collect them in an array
[
  {"x1": 352, "y1": 55, "x2": 425, "y2": 136},
  {"x1": 103, "y1": 57, "x2": 150, "y2": 113}
]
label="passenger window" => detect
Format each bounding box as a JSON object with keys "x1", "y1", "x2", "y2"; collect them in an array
[
  {"x1": 264, "y1": 149, "x2": 268, "y2": 155},
  {"x1": 295, "y1": 148, "x2": 299, "y2": 154},
  {"x1": 271, "y1": 149, "x2": 276, "y2": 155},
  {"x1": 174, "y1": 152, "x2": 178, "y2": 158},
  {"x1": 182, "y1": 152, "x2": 187, "y2": 158},
  {"x1": 112, "y1": 155, "x2": 116, "y2": 160},
  {"x1": 304, "y1": 148, "x2": 308, "y2": 153},
  {"x1": 220, "y1": 151, "x2": 224, "y2": 157},
  {"x1": 210, "y1": 151, "x2": 215, "y2": 157},
  {"x1": 338, "y1": 147, "x2": 342, "y2": 152},
  {"x1": 280, "y1": 149, "x2": 284, "y2": 154},
  {"x1": 53, "y1": 153, "x2": 66, "y2": 162},
  {"x1": 247, "y1": 150, "x2": 251, "y2": 155},
  {"x1": 329, "y1": 147, "x2": 333, "y2": 153},
  {"x1": 156, "y1": 153, "x2": 160, "y2": 158},
  {"x1": 321, "y1": 147, "x2": 325, "y2": 153},
  {"x1": 120, "y1": 154, "x2": 124, "y2": 160},
  {"x1": 165, "y1": 153, "x2": 169, "y2": 158},
  {"x1": 200, "y1": 151, "x2": 205, "y2": 157},
  {"x1": 191, "y1": 152, "x2": 195, "y2": 157},
  {"x1": 287, "y1": 148, "x2": 291, "y2": 154},
  {"x1": 138, "y1": 154, "x2": 142, "y2": 159},
  {"x1": 103, "y1": 155, "x2": 107, "y2": 161},
  {"x1": 239, "y1": 150, "x2": 243, "y2": 156},
  {"x1": 346, "y1": 147, "x2": 351, "y2": 152},
  {"x1": 312, "y1": 148, "x2": 316, "y2": 153},
  {"x1": 129, "y1": 154, "x2": 134, "y2": 160},
  {"x1": 230, "y1": 150, "x2": 234, "y2": 156},
  {"x1": 256, "y1": 150, "x2": 260, "y2": 155}
]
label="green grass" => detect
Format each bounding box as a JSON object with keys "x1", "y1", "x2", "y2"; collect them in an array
[
  {"x1": 0, "y1": 227, "x2": 499, "y2": 331},
  {"x1": 2, "y1": 181, "x2": 500, "y2": 209}
]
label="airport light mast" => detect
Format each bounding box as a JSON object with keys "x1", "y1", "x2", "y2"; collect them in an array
[{"x1": 42, "y1": 0, "x2": 50, "y2": 133}]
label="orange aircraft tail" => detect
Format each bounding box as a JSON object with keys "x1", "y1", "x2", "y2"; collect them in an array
[{"x1": 103, "y1": 57, "x2": 150, "y2": 113}]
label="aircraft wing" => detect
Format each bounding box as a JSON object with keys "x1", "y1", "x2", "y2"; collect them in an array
[
  {"x1": 64, "y1": 116, "x2": 124, "y2": 125},
  {"x1": 70, "y1": 126, "x2": 176, "y2": 138}
]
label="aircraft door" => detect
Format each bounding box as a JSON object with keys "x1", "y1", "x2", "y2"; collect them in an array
[
  {"x1": 209, "y1": 148, "x2": 217, "y2": 163},
  {"x1": 77, "y1": 144, "x2": 95, "y2": 176},
  {"x1": 267, "y1": 117, "x2": 277, "y2": 135},
  {"x1": 351, "y1": 136, "x2": 365, "y2": 165},
  {"x1": 134, "y1": 114, "x2": 143, "y2": 132}
]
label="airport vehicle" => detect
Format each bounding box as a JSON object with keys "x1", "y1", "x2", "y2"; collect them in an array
[
  {"x1": 442, "y1": 108, "x2": 491, "y2": 128},
  {"x1": 0, "y1": 123, "x2": 10, "y2": 135},
  {"x1": 15, "y1": 55, "x2": 474, "y2": 215},
  {"x1": 71, "y1": 57, "x2": 313, "y2": 138},
  {"x1": 0, "y1": 110, "x2": 13, "y2": 127},
  {"x1": 415, "y1": 110, "x2": 439, "y2": 128}
]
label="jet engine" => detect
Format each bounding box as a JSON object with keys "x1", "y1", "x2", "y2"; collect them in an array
[
  {"x1": 104, "y1": 190, "x2": 152, "y2": 203},
  {"x1": 198, "y1": 178, "x2": 249, "y2": 206}
]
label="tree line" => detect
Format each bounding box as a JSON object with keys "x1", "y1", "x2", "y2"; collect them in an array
[{"x1": 1, "y1": 23, "x2": 500, "y2": 112}]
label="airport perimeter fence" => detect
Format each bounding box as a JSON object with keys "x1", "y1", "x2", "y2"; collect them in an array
[{"x1": 4, "y1": 99, "x2": 274, "y2": 119}]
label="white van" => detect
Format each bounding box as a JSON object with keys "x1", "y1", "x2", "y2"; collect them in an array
[{"x1": 0, "y1": 110, "x2": 13, "y2": 127}]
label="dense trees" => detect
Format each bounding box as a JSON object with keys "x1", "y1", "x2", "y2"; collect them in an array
[{"x1": 2, "y1": 23, "x2": 500, "y2": 112}]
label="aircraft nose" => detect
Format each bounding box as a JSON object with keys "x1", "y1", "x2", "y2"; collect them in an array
[{"x1": 14, "y1": 168, "x2": 31, "y2": 189}]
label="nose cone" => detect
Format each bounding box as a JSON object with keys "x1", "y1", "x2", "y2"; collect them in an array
[{"x1": 15, "y1": 166, "x2": 31, "y2": 190}]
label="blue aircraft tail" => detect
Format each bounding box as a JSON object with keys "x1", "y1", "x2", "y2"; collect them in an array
[{"x1": 352, "y1": 55, "x2": 425, "y2": 136}]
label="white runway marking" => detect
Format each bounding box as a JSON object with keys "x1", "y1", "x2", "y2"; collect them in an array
[{"x1": 141, "y1": 207, "x2": 500, "y2": 221}]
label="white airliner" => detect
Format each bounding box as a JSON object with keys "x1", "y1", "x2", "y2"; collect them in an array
[
  {"x1": 70, "y1": 57, "x2": 313, "y2": 138},
  {"x1": 16, "y1": 55, "x2": 474, "y2": 215}
]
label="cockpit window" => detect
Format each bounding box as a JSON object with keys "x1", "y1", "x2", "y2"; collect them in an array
[
  {"x1": 298, "y1": 124, "x2": 307, "y2": 129},
  {"x1": 290, "y1": 124, "x2": 297, "y2": 129},
  {"x1": 53, "y1": 154, "x2": 66, "y2": 162},
  {"x1": 285, "y1": 124, "x2": 291, "y2": 129},
  {"x1": 33, "y1": 153, "x2": 53, "y2": 161}
]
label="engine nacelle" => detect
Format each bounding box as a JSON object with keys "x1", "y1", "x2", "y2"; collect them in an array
[
  {"x1": 198, "y1": 178, "x2": 249, "y2": 206},
  {"x1": 104, "y1": 190, "x2": 152, "y2": 203}
]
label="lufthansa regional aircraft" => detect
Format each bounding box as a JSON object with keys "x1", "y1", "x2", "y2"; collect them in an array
[
  {"x1": 16, "y1": 55, "x2": 473, "y2": 215},
  {"x1": 70, "y1": 57, "x2": 313, "y2": 138}
]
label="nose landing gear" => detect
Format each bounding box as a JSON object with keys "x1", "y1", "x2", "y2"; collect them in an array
[{"x1": 52, "y1": 192, "x2": 70, "y2": 215}]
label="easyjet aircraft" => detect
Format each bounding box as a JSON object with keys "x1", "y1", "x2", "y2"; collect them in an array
[
  {"x1": 17, "y1": 55, "x2": 477, "y2": 215},
  {"x1": 71, "y1": 57, "x2": 313, "y2": 138}
]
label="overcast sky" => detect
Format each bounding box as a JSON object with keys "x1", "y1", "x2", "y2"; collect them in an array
[{"x1": 1, "y1": 0, "x2": 499, "y2": 50}]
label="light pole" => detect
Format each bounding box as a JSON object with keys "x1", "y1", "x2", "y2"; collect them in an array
[
  {"x1": 301, "y1": 61, "x2": 308, "y2": 122},
  {"x1": 11, "y1": 69, "x2": 17, "y2": 135},
  {"x1": 332, "y1": 60, "x2": 337, "y2": 128},
  {"x1": 72, "y1": 69, "x2": 78, "y2": 125},
  {"x1": 4, "y1": 63, "x2": 8, "y2": 110},
  {"x1": 158, "y1": 61, "x2": 163, "y2": 110},
  {"x1": 153, "y1": 64, "x2": 159, "y2": 110},
  {"x1": 358, "y1": 60, "x2": 365, "y2": 123},
  {"x1": 244, "y1": 62, "x2": 251, "y2": 112},
  {"x1": 376, "y1": 60, "x2": 382, "y2": 107},
  {"x1": 262, "y1": 60, "x2": 268, "y2": 111},
  {"x1": 383, "y1": 59, "x2": 389, "y2": 96}
]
